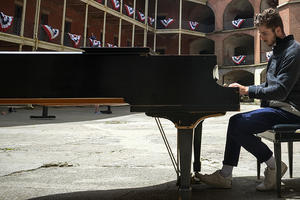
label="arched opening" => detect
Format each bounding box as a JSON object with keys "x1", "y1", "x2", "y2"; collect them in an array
[
  {"x1": 157, "y1": 0, "x2": 179, "y2": 29},
  {"x1": 223, "y1": 0, "x2": 254, "y2": 30},
  {"x1": 189, "y1": 38, "x2": 214, "y2": 54},
  {"x1": 260, "y1": 0, "x2": 278, "y2": 12},
  {"x1": 223, "y1": 33, "x2": 254, "y2": 66},
  {"x1": 182, "y1": 1, "x2": 215, "y2": 33}
]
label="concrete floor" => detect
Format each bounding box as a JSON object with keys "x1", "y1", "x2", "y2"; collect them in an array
[{"x1": 0, "y1": 104, "x2": 300, "y2": 200}]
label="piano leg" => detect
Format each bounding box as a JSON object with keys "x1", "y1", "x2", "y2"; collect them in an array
[
  {"x1": 193, "y1": 121, "x2": 203, "y2": 173},
  {"x1": 178, "y1": 128, "x2": 193, "y2": 200}
]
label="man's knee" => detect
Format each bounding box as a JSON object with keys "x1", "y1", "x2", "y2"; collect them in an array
[{"x1": 228, "y1": 113, "x2": 246, "y2": 136}]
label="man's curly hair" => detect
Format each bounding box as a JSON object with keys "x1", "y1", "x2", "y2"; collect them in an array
[{"x1": 254, "y1": 8, "x2": 284, "y2": 32}]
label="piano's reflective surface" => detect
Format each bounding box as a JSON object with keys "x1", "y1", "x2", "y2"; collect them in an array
[{"x1": 0, "y1": 48, "x2": 240, "y2": 199}]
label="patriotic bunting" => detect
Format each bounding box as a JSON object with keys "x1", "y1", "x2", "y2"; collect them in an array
[
  {"x1": 124, "y1": 4, "x2": 134, "y2": 17},
  {"x1": 68, "y1": 33, "x2": 81, "y2": 48},
  {"x1": 138, "y1": 11, "x2": 145, "y2": 22},
  {"x1": 148, "y1": 17, "x2": 155, "y2": 25},
  {"x1": 89, "y1": 38, "x2": 101, "y2": 47},
  {"x1": 232, "y1": 55, "x2": 246, "y2": 65},
  {"x1": 42, "y1": 25, "x2": 59, "y2": 40},
  {"x1": 111, "y1": 0, "x2": 120, "y2": 10},
  {"x1": 0, "y1": 12, "x2": 14, "y2": 32},
  {"x1": 232, "y1": 19, "x2": 245, "y2": 29},
  {"x1": 160, "y1": 18, "x2": 174, "y2": 28},
  {"x1": 189, "y1": 21, "x2": 199, "y2": 31},
  {"x1": 266, "y1": 51, "x2": 273, "y2": 61},
  {"x1": 107, "y1": 43, "x2": 117, "y2": 48},
  {"x1": 96, "y1": 0, "x2": 103, "y2": 3}
]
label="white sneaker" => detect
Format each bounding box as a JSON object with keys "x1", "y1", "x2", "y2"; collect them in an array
[
  {"x1": 196, "y1": 170, "x2": 232, "y2": 189},
  {"x1": 256, "y1": 161, "x2": 288, "y2": 191}
]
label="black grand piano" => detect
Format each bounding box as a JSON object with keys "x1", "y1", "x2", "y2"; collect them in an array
[{"x1": 0, "y1": 48, "x2": 240, "y2": 199}]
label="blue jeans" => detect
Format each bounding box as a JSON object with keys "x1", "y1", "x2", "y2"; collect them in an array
[{"x1": 223, "y1": 107, "x2": 300, "y2": 166}]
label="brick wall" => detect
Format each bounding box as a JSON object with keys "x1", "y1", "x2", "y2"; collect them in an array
[{"x1": 289, "y1": 3, "x2": 300, "y2": 41}]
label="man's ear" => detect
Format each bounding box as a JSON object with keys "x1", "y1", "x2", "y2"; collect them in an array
[{"x1": 274, "y1": 26, "x2": 282, "y2": 36}]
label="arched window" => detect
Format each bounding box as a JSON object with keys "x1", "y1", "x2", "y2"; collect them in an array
[
  {"x1": 223, "y1": 0, "x2": 254, "y2": 30},
  {"x1": 223, "y1": 34, "x2": 254, "y2": 66}
]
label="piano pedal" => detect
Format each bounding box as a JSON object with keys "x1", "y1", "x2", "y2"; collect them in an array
[
  {"x1": 176, "y1": 173, "x2": 201, "y2": 186},
  {"x1": 191, "y1": 172, "x2": 202, "y2": 184}
]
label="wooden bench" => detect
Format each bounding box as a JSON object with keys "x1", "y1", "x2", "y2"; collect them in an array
[{"x1": 0, "y1": 98, "x2": 126, "y2": 118}]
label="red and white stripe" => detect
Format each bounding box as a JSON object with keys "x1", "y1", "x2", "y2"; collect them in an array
[
  {"x1": 188, "y1": 21, "x2": 199, "y2": 31},
  {"x1": 138, "y1": 11, "x2": 145, "y2": 22},
  {"x1": 232, "y1": 55, "x2": 246, "y2": 64},
  {"x1": 232, "y1": 19, "x2": 245, "y2": 29},
  {"x1": 68, "y1": 33, "x2": 81, "y2": 48},
  {"x1": 160, "y1": 18, "x2": 174, "y2": 28},
  {"x1": 107, "y1": 43, "x2": 117, "y2": 48},
  {"x1": 148, "y1": 17, "x2": 155, "y2": 25},
  {"x1": 111, "y1": 0, "x2": 120, "y2": 10},
  {"x1": 42, "y1": 25, "x2": 59, "y2": 40},
  {"x1": 89, "y1": 38, "x2": 101, "y2": 47},
  {"x1": 124, "y1": 4, "x2": 134, "y2": 17},
  {"x1": 0, "y1": 12, "x2": 14, "y2": 32}
]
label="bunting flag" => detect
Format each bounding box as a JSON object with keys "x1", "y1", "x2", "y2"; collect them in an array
[
  {"x1": 138, "y1": 11, "x2": 145, "y2": 22},
  {"x1": 160, "y1": 18, "x2": 174, "y2": 28},
  {"x1": 67, "y1": 33, "x2": 81, "y2": 48},
  {"x1": 148, "y1": 17, "x2": 155, "y2": 25},
  {"x1": 232, "y1": 55, "x2": 246, "y2": 65},
  {"x1": 0, "y1": 12, "x2": 14, "y2": 32},
  {"x1": 266, "y1": 51, "x2": 273, "y2": 61},
  {"x1": 124, "y1": 4, "x2": 134, "y2": 16},
  {"x1": 111, "y1": 0, "x2": 120, "y2": 10},
  {"x1": 96, "y1": 0, "x2": 103, "y2": 3},
  {"x1": 89, "y1": 38, "x2": 101, "y2": 47},
  {"x1": 107, "y1": 43, "x2": 117, "y2": 48},
  {"x1": 232, "y1": 19, "x2": 245, "y2": 29},
  {"x1": 41, "y1": 25, "x2": 59, "y2": 40},
  {"x1": 188, "y1": 21, "x2": 199, "y2": 31}
]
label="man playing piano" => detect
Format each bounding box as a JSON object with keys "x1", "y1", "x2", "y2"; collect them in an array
[{"x1": 198, "y1": 8, "x2": 300, "y2": 191}]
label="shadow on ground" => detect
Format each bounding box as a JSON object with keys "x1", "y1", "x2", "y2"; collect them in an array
[
  {"x1": 0, "y1": 105, "x2": 134, "y2": 127},
  {"x1": 28, "y1": 177, "x2": 300, "y2": 200}
]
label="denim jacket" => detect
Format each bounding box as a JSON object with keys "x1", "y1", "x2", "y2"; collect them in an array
[{"x1": 248, "y1": 35, "x2": 300, "y2": 112}]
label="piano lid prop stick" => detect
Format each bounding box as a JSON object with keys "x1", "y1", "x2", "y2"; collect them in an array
[{"x1": 155, "y1": 117, "x2": 179, "y2": 176}]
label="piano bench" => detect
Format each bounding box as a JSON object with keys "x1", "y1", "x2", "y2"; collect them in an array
[{"x1": 256, "y1": 124, "x2": 300, "y2": 197}]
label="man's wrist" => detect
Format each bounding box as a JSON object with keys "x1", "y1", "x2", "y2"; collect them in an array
[{"x1": 245, "y1": 86, "x2": 249, "y2": 95}]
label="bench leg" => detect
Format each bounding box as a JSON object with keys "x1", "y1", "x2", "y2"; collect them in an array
[
  {"x1": 288, "y1": 142, "x2": 293, "y2": 178},
  {"x1": 257, "y1": 137, "x2": 261, "y2": 180},
  {"x1": 274, "y1": 142, "x2": 282, "y2": 198},
  {"x1": 257, "y1": 160, "x2": 261, "y2": 180}
]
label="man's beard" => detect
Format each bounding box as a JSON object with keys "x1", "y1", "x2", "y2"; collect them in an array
[{"x1": 267, "y1": 33, "x2": 277, "y2": 47}]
